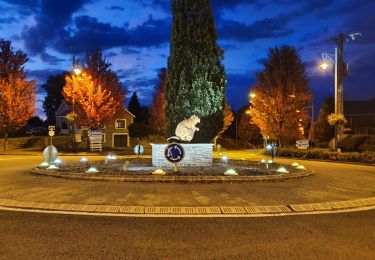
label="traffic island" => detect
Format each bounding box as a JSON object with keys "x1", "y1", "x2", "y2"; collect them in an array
[{"x1": 30, "y1": 158, "x2": 315, "y2": 183}]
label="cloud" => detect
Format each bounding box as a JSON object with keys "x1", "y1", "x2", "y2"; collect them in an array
[
  {"x1": 108, "y1": 5, "x2": 124, "y2": 11},
  {"x1": 0, "y1": 17, "x2": 17, "y2": 24},
  {"x1": 54, "y1": 15, "x2": 170, "y2": 54},
  {"x1": 27, "y1": 68, "x2": 65, "y2": 84},
  {"x1": 40, "y1": 52, "x2": 65, "y2": 65},
  {"x1": 218, "y1": 16, "x2": 293, "y2": 42},
  {"x1": 21, "y1": 0, "x2": 93, "y2": 54}
]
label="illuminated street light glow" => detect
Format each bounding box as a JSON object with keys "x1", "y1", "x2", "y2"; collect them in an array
[
  {"x1": 261, "y1": 159, "x2": 266, "y2": 164},
  {"x1": 86, "y1": 167, "x2": 99, "y2": 173},
  {"x1": 296, "y1": 165, "x2": 306, "y2": 170},
  {"x1": 152, "y1": 169, "x2": 166, "y2": 175},
  {"x1": 53, "y1": 158, "x2": 62, "y2": 165},
  {"x1": 224, "y1": 168, "x2": 238, "y2": 176},
  {"x1": 291, "y1": 162, "x2": 299, "y2": 167},
  {"x1": 222, "y1": 156, "x2": 228, "y2": 163},
  {"x1": 320, "y1": 62, "x2": 329, "y2": 70},
  {"x1": 107, "y1": 154, "x2": 117, "y2": 160},
  {"x1": 47, "y1": 164, "x2": 59, "y2": 170},
  {"x1": 80, "y1": 157, "x2": 88, "y2": 162},
  {"x1": 249, "y1": 93, "x2": 256, "y2": 98},
  {"x1": 276, "y1": 167, "x2": 289, "y2": 173},
  {"x1": 39, "y1": 162, "x2": 49, "y2": 168},
  {"x1": 73, "y1": 68, "x2": 82, "y2": 75}
]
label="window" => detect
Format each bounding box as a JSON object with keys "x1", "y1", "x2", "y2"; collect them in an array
[{"x1": 116, "y1": 119, "x2": 126, "y2": 129}]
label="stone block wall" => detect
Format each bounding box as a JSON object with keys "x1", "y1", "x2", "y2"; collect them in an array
[{"x1": 151, "y1": 143, "x2": 214, "y2": 167}]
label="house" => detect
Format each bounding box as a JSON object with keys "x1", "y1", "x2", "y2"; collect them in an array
[
  {"x1": 55, "y1": 100, "x2": 135, "y2": 148},
  {"x1": 344, "y1": 98, "x2": 375, "y2": 135}
]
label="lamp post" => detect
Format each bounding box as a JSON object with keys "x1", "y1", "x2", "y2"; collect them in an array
[
  {"x1": 70, "y1": 56, "x2": 82, "y2": 152},
  {"x1": 320, "y1": 32, "x2": 361, "y2": 150}
]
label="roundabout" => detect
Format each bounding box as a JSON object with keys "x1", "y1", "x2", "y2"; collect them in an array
[
  {"x1": 30, "y1": 157, "x2": 315, "y2": 183},
  {"x1": 0, "y1": 153, "x2": 373, "y2": 217}
]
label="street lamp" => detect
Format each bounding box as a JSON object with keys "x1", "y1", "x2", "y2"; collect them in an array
[
  {"x1": 320, "y1": 32, "x2": 361, "y2": 150},
  {"x1": 70, "y1": 56, "x2": 83, "y2": 152}
]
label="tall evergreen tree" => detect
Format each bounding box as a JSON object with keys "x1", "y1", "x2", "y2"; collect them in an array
[
  {"x1": 166, "y1": 0, "x2": 226, "y2": 143},
  {"x1": 42, "y1": 72, "x2": 68, "y2": 125},
  {"x1": 128, "y1": 92, "x2": 142, "y2": 122}
]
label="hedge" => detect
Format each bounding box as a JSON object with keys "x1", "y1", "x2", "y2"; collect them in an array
[{"x1": 271, "y1": 148, "x2": 375, "y2": 164}]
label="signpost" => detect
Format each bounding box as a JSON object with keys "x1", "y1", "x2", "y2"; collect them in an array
[
  {"x1": 88, "y1": 130, "x2": 103, "y2": 152},
  {"x1": 296, "y1": 139, "x2": 309, "y2": 149},
  {"x1": 48, "y1": 125, "x2": 55, "y2": 145},
  {"x1": 134, "y1": 145, "x2": 144, "y2": 158}
]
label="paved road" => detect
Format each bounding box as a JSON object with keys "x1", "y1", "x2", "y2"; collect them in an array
[
  {"x1": 0, "y1": 209, "x2": 374, "y2": 259},
  {"x1": 0, "y1": 154, "x2": 374, "y2": 206}
]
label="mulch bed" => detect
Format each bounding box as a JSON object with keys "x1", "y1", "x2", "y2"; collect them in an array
[{"x1": 55, "y1": 158, "x2": 299, "y2": 177}]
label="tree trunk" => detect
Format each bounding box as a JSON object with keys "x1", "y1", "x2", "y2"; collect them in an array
[{"x1": 3, "y1": 132, "x2": 8, "y2": 151}]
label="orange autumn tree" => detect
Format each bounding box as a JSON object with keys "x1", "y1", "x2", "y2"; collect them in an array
[
  {"x1": 149, "y1": 68, "x2": 167, "y2": 135},
  {"x1": 63, "y1": 72, "x2": 122, "y2": 130},
  {"x1": 249, "y1": 46, "x2": 312, "y2": 146},
  {"x1": 0, "y1": 40, "x2": 36, "y2": 150}
]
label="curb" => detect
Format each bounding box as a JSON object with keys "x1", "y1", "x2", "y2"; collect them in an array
[
  {"x1": 0, "y1": 197, "x2": 374, "y2": 216},
  {"x1": 30, "y1": 168, "x2": 315, "y2": 183}
]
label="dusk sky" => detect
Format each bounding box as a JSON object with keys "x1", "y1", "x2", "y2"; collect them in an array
[{"x1": 0, "y1": 0, "x2": 374, "y2": 118}]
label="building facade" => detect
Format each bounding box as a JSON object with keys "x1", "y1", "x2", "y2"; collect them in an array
[
  {"x1": 55, "y1": 100, "x2": 135, "y2": 148},
  {"x1": 344, "y1": 98, "x2": 375, "y2": 135}
]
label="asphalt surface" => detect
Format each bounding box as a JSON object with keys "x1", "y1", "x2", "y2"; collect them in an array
[
  {"x1": 0, "y1": 209, "x2": 374, "y2": 259},
  {"x1": 0, "y1": 154, "x2": 374, "y2": 206}
]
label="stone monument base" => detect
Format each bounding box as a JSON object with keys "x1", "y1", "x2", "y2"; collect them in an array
[{"x1": 151, "y1": 143, "x2": 213, "y2": 167}]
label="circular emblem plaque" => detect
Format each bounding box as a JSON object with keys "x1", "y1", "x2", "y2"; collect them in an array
[{"x1": 164, "y1": 143, "x2": 185, "y2": 164}]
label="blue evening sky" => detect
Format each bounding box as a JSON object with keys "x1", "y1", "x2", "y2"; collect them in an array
[{"x1": 0, "y1": 0, "x2": 374, "y2": 118}]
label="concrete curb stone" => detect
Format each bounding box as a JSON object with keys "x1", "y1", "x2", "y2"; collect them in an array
[{"x1": 0, "y1": 197, "x2": 374, "y2": 216}]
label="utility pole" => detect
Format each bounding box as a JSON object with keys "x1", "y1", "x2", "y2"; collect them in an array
[
  {"x1": 321, "y1": 32, "x2": 361, "y2": 150},
  {"x1": 335, "y1": 33, "x2": 345, "y2": 140}
]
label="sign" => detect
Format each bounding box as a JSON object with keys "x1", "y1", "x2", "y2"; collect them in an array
[
  {"x1": 134, "y1": 145, "x2": 144, "y2": 155},
  {"x1": 164, "y1": 143, "x2": 185, "y2": 164},
  {"x1": 296, "y1": 139, "x2": 309, "y2": 149},
  {"x1": 48, "y1": 125, "x2": 55, "y2": 137},
  {"x1": 89, "y1": 130, "x2": 103, "y2": 152}
]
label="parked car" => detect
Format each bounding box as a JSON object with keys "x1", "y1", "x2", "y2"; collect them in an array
[{"x1": 26, "y1": 127, "x2": 48, "y2": 136}]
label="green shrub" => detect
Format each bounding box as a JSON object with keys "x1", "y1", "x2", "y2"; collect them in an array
[
  {"x1": 339, "y1": 135, "x2": 368, "y2": 152},
  {"x1": 275, "y1": 147, "x2": 375, "y2": 164},
  {"x1": 359, "y1": 136, "x2": 375, "y2": 152}
]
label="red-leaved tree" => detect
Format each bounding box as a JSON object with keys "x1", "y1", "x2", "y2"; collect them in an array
[
  {"x1": 0, "y1": 40, "x2": 36, "y2": 150},
  {"x1": 149, "y1": 68, "x2": 167, "y2": 135},
  {"x1": 63, "y1": 73, "x2": 122, "y2": 129}
]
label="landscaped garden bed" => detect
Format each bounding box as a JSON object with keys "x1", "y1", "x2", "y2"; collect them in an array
[{"x1": 274, "y1": 148, "x2": 375, "y2": 164}]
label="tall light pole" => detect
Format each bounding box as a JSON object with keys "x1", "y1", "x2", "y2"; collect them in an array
[
  {"x1": 320, "y1": 32, "x2": 361, "y2": 150},
  {"x1": 70, "y1": 56, "x2": 82, "y2": 152}
]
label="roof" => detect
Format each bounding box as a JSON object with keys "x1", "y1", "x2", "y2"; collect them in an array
[
  {"x1": 344, "y1": 98, "x2": 375, "y2": 115},
  {"x1": 55, "y1": 99, "x2": 135, "y2": 118}
]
